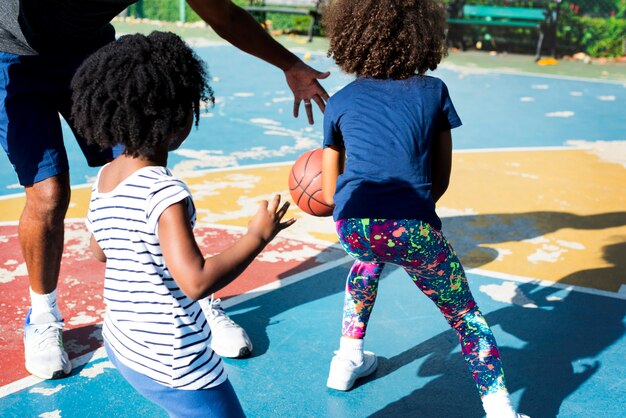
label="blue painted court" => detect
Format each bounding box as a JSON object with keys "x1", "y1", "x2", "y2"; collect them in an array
[{"x1": 1, "y1": 41, "x2": 625, "y2": 418}]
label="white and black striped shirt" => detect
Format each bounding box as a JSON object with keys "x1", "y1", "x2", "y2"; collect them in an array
[{"x1": 86, "y1": 165, "x2": 226, "y2": 390}]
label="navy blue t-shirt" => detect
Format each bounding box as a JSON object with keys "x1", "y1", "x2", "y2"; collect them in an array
[{"x1": 323, "y1": 75, "x2": 462, "y2": 229}]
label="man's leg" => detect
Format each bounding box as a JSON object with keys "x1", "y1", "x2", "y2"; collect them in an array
[
  {"x1": 20, "y1": 173, "x2": 70, "y2": 295},
  {"x1": 21, "y1": 173, "x2": 73, "y2": 379},
  {"x1": 1, "y1": 52, "x2": 80, "y2": 379}
]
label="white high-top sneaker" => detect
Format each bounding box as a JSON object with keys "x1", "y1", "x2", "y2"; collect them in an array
[{"x1": 201, "y1": 296, "x2": 253, "y2": 358}]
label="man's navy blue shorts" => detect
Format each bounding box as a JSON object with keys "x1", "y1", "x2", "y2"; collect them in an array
[{"x1": 0, "y1": 51, "x2": 120, "y2": 186}]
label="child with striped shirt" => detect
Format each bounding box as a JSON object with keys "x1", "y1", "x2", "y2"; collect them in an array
[{"x1": 72, "y1": 31, "x2": 294, "y2": 417}]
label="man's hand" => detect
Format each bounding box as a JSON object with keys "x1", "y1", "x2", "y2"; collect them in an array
[
  {"x1": 285, "y1": 61, "x2": 330, "y2": 124},
  {"x1": 187, "y1": 0, "x2": 330, "y2": 124}
]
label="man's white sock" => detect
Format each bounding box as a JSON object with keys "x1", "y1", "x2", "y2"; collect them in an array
[
  {"x1": 29, "y1": 287, "x2": 62, "y2": 323},
  {"x1": 338, "y1": 336, "x2": 364, "y2": 364}
]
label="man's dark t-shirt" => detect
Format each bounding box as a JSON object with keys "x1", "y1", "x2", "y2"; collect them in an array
[{"x1": 0, "y1": 0, "x2": 136, "y2": 55}]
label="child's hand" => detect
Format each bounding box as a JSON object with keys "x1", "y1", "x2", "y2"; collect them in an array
[{"x1": 247, "y1": 194, "x2": 295, "y2": 244}]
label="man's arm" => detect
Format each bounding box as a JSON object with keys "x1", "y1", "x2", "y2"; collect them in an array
[{"x1": 186, "y1": 0, "x2": 330, "y2": 124}]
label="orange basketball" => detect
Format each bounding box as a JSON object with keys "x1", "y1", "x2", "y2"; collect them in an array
[{"x1": 288, "y1": 148, "x2": 334, "y2": 217}]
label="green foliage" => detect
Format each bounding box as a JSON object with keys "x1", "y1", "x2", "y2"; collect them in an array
[
  {"x1": 265, "y1": 13, "x2": 312, "y2": 32},
  {"x1": 127, "y1": 0, "x2": 313, "y2": 34},
  {"x1": 566, "y1": 0, "x2": 626, "y2": 18},
  {"x1": 127, "y1": 0, "x2": 201, "y2": 22},
  {"x1": 558, "y1": 8, "x2": 626, "y2": 56}
]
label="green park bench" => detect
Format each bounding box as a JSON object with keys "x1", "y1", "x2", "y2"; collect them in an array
[
  {"x1": 244, "y1": 0, "x2": 322, "y2": 42},
  {"x1": 447, "y1": 3, "x2": 560, "y2": 60}
]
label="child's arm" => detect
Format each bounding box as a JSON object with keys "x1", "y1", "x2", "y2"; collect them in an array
[
  {"x1": 322, "y1": 145, "x2": 344, "y2": 205},
  {"x1": 431, "y1": 129, "x2": 453, "y2": 203},
  {"x1": 158, "y1": 194, "x2": 294, "y2": 301},
  {"x1": 90, "y1": 235, "x2": 107, "y2": 263}
]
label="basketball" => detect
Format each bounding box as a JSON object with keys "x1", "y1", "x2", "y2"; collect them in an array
[{"x1": 288, "y1": 148, "x2": 334, "y2": 217}]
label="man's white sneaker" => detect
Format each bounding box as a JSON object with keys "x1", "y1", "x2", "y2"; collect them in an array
[
  {"x1": 326, "y1": 350, "x2": 377, "y2": 391},
  {"x1": 201, "y1": 296, "x2": 253, "y2": 358},
  {"x1": 24, "y1": 308, "x2": 72, "y2": 379}
]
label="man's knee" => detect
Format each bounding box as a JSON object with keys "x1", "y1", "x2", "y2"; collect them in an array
[{"x1": 23, "y1": 174, "x2": 71, "y2": 221}]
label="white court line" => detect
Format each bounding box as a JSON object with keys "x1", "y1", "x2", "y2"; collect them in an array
[
  {"x1": 0, "y1": 346, "x2": 108, "y2": 399},
  {"x1": 217, "y1": 255, "x2": 353, "y2": 310}
]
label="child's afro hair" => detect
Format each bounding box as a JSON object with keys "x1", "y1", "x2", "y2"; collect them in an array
[
  {"x1": 323, "y1": 0, "x2": 448, "y2": 79},
  {"x1": 70, "y1": 31, "x2": 213, "y2": 159}
]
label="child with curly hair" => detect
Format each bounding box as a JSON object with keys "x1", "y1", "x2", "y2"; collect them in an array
[
  {"x1": 72, "y1": 31, "x2": 294, "y2": 417},
  {"x1": 321, "y1": 1, "x2": 527, "y2": 417}
]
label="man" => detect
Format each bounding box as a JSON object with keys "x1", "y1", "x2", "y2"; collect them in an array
[{"x1": 0, "y1": 0, "x2": 329, "y2": 379}]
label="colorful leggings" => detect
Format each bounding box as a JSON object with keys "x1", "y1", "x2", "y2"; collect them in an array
[{"x1": 336, "y1": 218, "x2": 507, "y2": 397}]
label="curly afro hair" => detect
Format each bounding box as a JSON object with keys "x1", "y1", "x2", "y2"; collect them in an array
[
  {"x1": 70, "y1": 31, "x2": 213, "y2": 159},
  {"x1": 322, "y1": 0, "x2": 448, "y2": 79}
]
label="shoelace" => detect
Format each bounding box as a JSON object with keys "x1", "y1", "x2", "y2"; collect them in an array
[
  {"x1": 207, "y1": 296, "x2": 238, "y2": 329},
  {"x1": 30, "y1": 321, "x2": 64, "y2": 350}
]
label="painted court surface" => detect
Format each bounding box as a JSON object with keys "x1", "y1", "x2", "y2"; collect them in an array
[{"x1": 0, "y1": 43, "x2": 625, "y2": 417}]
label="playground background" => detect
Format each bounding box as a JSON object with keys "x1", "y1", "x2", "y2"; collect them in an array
[{"x1": 0, "y1": 19, "x2": 625, "y2": 418}]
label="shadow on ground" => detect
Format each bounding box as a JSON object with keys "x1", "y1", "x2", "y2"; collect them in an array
[{"x1": 223, "y1": 210, "x2": 626, "y2": 417}]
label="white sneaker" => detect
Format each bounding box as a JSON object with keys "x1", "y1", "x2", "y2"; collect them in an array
[
  {"x1": 326, "y1": 350, "x2": 377, "y2": 391},
  {"x1": 23, "y1": 308, "x2": 72, "y2": 379},
  {"x1": 201, "y1": 296, "x2": 253, "y2": 358}
]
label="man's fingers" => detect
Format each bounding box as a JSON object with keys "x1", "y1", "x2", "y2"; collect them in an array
[
  {"x1": 316, "y1": 70, "x2": 331, "y2": 80},
  {"x1": 293, "y1": 100, "x2": 301, "y2": 118},
  {"x1": 293, "y1": 91, "x2": 327, "y2": 122},
  {"x1": 304, "y1": 100, "x2": 314, "y2": 124},
  {"x1": 313, "y1": 79, "x2": 330, "y2": 102},
  {"x1": 312, "y1": 94, "x2": 326, "y2": 114}
]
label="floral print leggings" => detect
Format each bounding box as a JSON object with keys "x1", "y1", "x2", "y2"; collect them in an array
[{"x1": 336, "y1": 218, "x2": 507, "y2": 397}]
